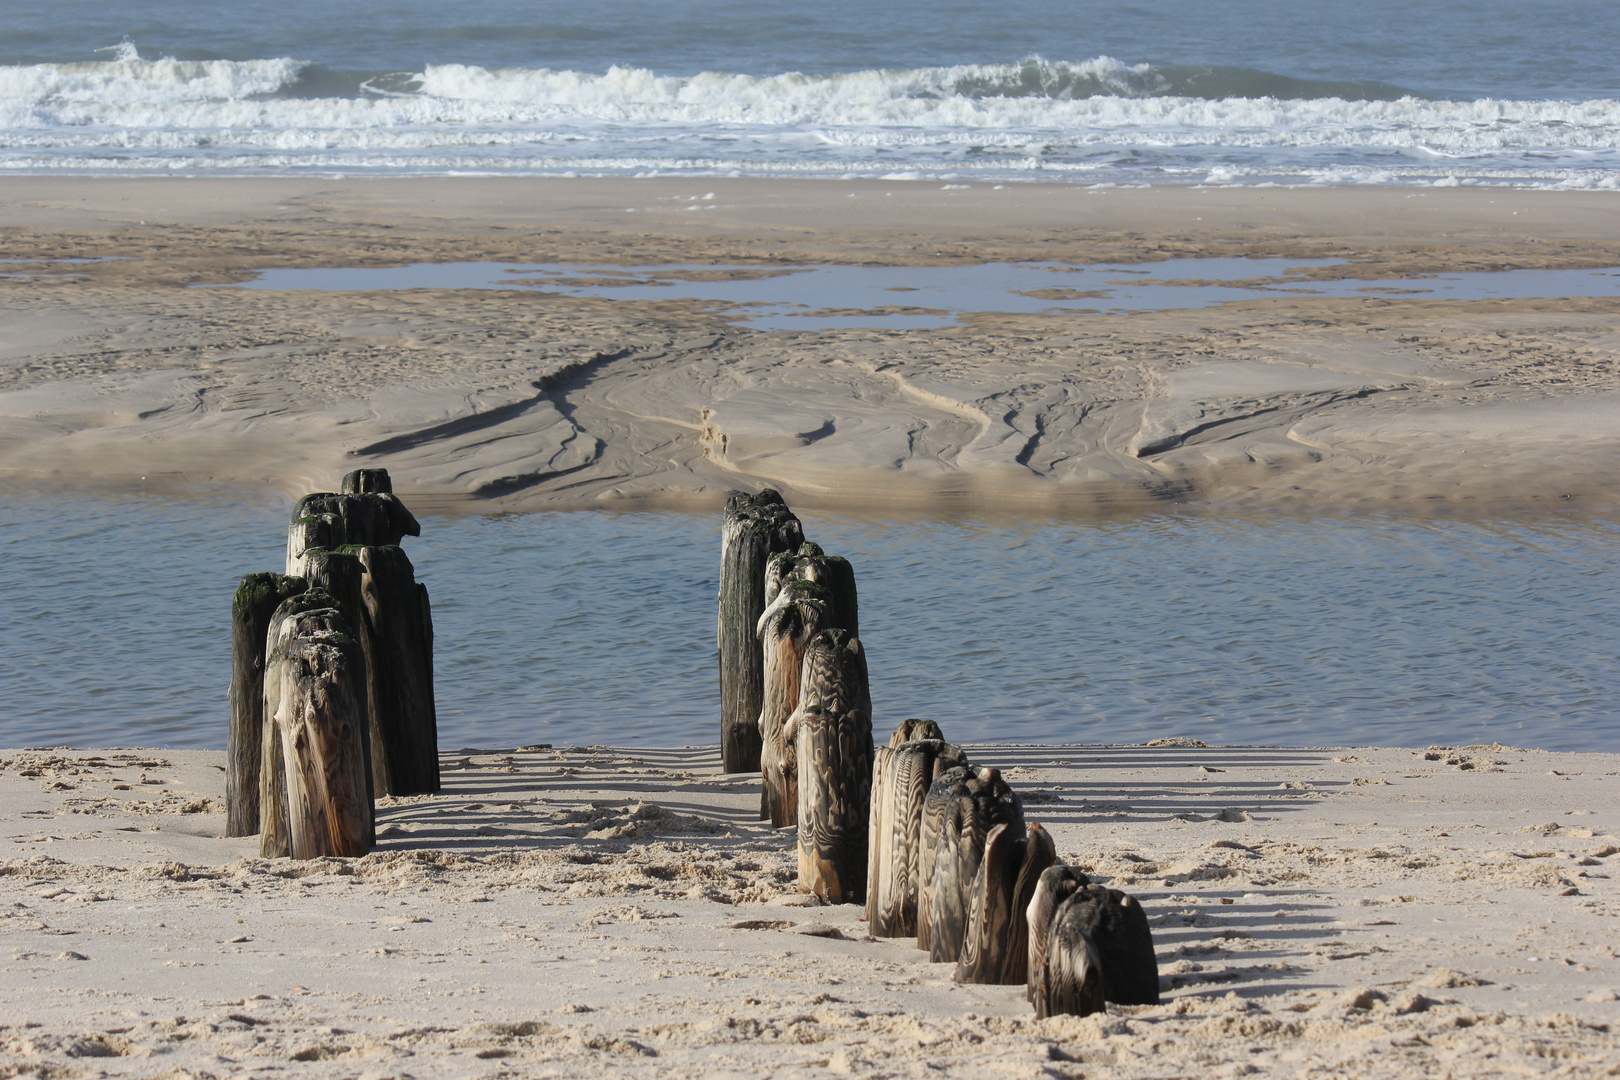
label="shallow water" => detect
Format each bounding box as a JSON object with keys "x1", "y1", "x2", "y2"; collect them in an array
[
  {"x1": 225, "y1": 259, "x2": 1620, "y2": 331},
  {"x1": 2, "y1": 494, "x2": 1616, "y2": 752}
]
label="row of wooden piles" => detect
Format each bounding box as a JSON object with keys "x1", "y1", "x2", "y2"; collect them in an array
[
  {"x1": 225, "y1": 469, "x2": 440, "y2": 860},
  {"x1": 718, "y1": 489, "x2": 1158, "y2": 1019},
  {"x1": 868, "y1": 721, "x2": 1160, "y2": 1018}
]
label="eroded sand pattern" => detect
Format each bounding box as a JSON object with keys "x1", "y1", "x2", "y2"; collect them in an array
[
  {"x1": 2, "y1": 744, "x2": 1616, "y2": 1077},
  {"x1": 3, "y1": 179, "x2": 1620, "y2": 515}
]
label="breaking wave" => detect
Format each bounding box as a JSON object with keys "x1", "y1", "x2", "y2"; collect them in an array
[{"x1": 2, "y1": 45, "x2": 1617, "y2": 184}]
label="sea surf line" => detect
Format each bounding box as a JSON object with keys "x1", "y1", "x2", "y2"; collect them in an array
[
  {"x1": 220, "y1": 258, "x2": 1620, "y2": 331},
  {"x1": 3, "y1": 493, "x2": 1617, "y2": 754}
]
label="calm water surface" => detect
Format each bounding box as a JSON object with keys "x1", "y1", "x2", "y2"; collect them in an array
[
  {"x1": 2, "y1": 494, "x2": 1616, "y2": 752},
  {"x1": 223, "y1": 259, "x2": 1620, "y2": 333}
]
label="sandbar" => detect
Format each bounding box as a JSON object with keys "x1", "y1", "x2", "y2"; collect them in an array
[{"x1": 2, "y1": 178, "x2": 1619, "y2": 516}]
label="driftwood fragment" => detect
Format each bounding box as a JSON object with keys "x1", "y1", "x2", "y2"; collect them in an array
[
  {"x1": 227, "y1": 573, "x2": 307, "y2": 837},
  {"x1": 955, "y1": 821, "x2": 1057, "y2": 985},
  {"x1": 866, "y1": 735, "x2": 967, "y2": 937},
  {"x1": 1027, "y1": 864, "x2": 1091, "y2": 1008},
  {"x1": 355, "y1": 544, "x2": 440, "y2": 796},
  {"x1": 757, "y1": 578, "x2": 830, "y2": 826},
  {"x1": 927, "y1": 766, "x2": 1023, "y2": 964},
  {"x1": 786, "y1": 629, "x2": 873, "y2": 903},
  {"x1": 274, "y1": 622, "x2": 373, "y2": 859},
  {"x1": 718, "y1": 489, "x2": 803, "y2": 772}
]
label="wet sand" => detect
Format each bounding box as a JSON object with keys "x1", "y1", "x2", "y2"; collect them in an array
[
  {"x1": 1, "y1": 177, "x2": 1619, "y2": 515},
  {"x1": 1, "y1": 742, "x2": 1616, "y2": 1078}
]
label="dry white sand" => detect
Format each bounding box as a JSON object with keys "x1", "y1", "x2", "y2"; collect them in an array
[
  {"x1": 3, "y1": 742, "x2": 1617, "y2": 1078},
  {"x1": 2, "y1": 178, "x2": 1619, "y2": 515}
]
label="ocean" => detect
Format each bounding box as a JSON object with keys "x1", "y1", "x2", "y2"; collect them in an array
[{"x1": 3, "y1": 0, "x2": 1618, "y2": 186}]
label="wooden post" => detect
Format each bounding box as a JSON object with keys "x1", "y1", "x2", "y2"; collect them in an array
[
  {"x1": 916, "y1": 764, "x2": 971, "y2": 954},
  {"x1": 926, "y1": 766, "x2": 1023, "y2": 965},
  {"x1": 786, "y1": 629, "x2": 873, "y2": 903},
  {"x1": 866, "y1": 735, "x2": 967, "y2": 937},
  {"x1": 1037, "y1": 896, "x2": 1107, "y2": 1019},
  {"x1": 341, "y1": 468, "x2": 392, "y2": 494},
  {"x1": 718, "y1": 489, "x2": 803, "y2": 773},
  {"x1": 287, "y1": 509, "x2": 345, "y2": 577},
  {"x1": 227, "y1": 573, "x2": 307, "y2": 837},
  {"x1": 353, "y1": 544, "x2": 440, "y2": 796},
  {"x1": 757, "y1": 578, "x2": 830, "y2": 826},
  {"x1": 1048, "y1": 885, "x2": 1161, "y2": 1006},
  {"x1": 300, "y1": 548, "x2": 365, "y2": 643},
  {"x1": 765, "y1": 542, "x2": 858, "y2": 638},
  {"x1": 295, "y1": 548, "x2": 373, "y2": 804},
  {"x1": 955, "y1": 821, "x2": 1057, "y2": 985},
  {"x1": 1026, "y1": 863, "x2": 1091, "y2": 1010},
  {"x1": 889, "y1": 718, "x2": 944, "y2": 747},
  {"x1": 275, "y1": 624, "x2": 374, "y2": 859},
  {"x1": 260, "y1": 591, "x2": 347, "y2": 858},
  {"x1": 287, "y1": 470, "x2": 420, "y2": 577}
]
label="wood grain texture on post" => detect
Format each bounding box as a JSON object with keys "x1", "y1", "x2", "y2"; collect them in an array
[
  {"x1": 927, "y1": 766, "x2": 1023, "y2": 965},
  {"x1": 355, "y1": 544, "x2": 440, "y2": 796},
  {"x1": 915, "y1": 764, "x2": 971, "y2": 954},
  {"x1": 227, "y1": 572, "x2": 307, "y2": 837},
  {"x1": 1026, "y1": 863, "x2": 1091, "y2": 1012},
  {"x1": 955, "y1": 820, "x2": 1057, "y2": 985},
  {"x1": 787, "y1": 629, "x2": 873, "y2": 903},
  {"x1": 866, "y1": 734, "x2": 966, "y2": 938},
  {"x1": 1039, "y1": 898, "x2": 1107, "y2": 1019},
  {"x1": 275, "y1": 624, "x2": 374, "y2": 859},
  {"x1": 756, "y1": 577, "x2": 830, "y2": 827},
  {"x1": 718, "y1": 489, "x2": 803, "y2": 773},
  {"x1": 259, "y1": 590, "x2": 346, "y2": 858}
]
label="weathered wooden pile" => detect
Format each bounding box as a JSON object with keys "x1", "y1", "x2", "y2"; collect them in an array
[
  {"x1": 719, "y1": 489, "x2": 1159, "y2": 1018},
  {"x1": 719, "y1": 489, "x2": 871, "y2": 904},
  {"x1": 226, "y1": 468, "x2": 439, "y2": 860}
]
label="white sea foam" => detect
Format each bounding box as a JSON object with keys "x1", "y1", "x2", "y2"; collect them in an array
[{"x1": 2, "y1": 50, "x2": 1617, "y2": 184}]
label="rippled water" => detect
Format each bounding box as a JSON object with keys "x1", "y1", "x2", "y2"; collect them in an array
[
  {"x1": 6, "y1": 0, "x2": 1620, "y2": 185},
  {"x1": 2, "y1": 494, "x2": 1616, "y2": 752}
]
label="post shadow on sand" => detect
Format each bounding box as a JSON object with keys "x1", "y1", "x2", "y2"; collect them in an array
[
  {"x1": 363, "y1": 745, "x2": 1362, "y2": 1005},
  {"x1": 370, "y1": 743, "x2": 1347, "y2": 852}
]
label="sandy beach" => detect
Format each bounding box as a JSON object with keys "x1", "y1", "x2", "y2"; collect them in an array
[
  {"x1": 1, "y1": 741, "x2": 1616, "y2": 1078},
  {"x1": 2, "y1": 178, "x2": 1619, "y2": 515},
  {"x1": 4, "y1": 177, "x2": 1620, "y2": 1076}
]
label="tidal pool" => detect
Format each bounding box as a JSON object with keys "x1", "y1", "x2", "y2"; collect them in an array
[
  {"x1": 2, "y1": 494, "x2": 1616, "y2": 752},
  {"x1": 221, "y1": 258, "x2": 1620, "y2": 331}
]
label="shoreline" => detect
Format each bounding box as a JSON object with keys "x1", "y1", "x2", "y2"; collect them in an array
[
  {"x1": 3, "y1": 177, "x2": 1620, "y2": 516},
  {"x1": 2, "y1": 741, "x2": 1615, "y2": 1077}
]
